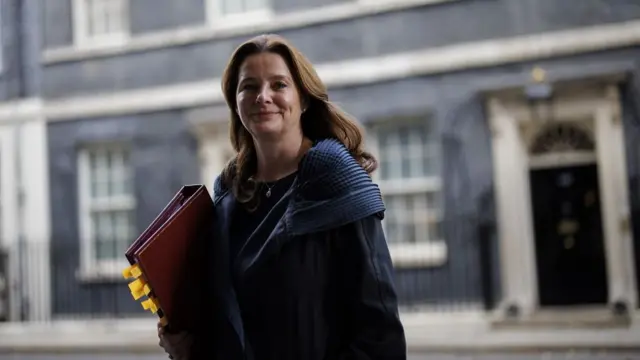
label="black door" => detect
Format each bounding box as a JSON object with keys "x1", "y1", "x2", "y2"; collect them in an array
[{"x1": 530, "y1": 164, "x2": 608, "y2": 306}]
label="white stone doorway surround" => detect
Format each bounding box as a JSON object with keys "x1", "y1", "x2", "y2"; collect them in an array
[{"x1": 486, "y1": 77, "x2": 638, "y2": 321}]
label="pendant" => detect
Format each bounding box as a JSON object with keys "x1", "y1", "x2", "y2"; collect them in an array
[{"x1": 266, "y1": 189, "x2": 271, "y2": 198}]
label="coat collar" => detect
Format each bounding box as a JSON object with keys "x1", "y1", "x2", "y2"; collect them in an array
[{"x1": 210, "y1": 138, "x2": 386, "y2": 354}]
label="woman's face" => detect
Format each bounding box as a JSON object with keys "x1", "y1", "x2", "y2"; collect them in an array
[{"x1": 236, "y1": 52, "x2": 305, "y2": 142}]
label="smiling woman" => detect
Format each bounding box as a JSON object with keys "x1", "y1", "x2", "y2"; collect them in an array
[
  {"x1": 158, "y1": 34, "x2": 407, "y2": 360},
  {"x1": 235, "y1": 51, "x2": 306, "y2": 150}
]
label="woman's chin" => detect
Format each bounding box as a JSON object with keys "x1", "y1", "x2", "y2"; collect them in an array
[{"x1": 251, "y1": 123, "x2": 283, "y2": 140}]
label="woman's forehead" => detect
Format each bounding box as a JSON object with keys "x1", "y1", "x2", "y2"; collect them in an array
[{"x1": 238, "y1": 53, "x2": 293, "y2": 79}]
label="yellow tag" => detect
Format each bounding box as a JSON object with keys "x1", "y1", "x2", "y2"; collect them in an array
[
  {"x1": 131, "y1": 289, "x2": 145, "y2": 301},
  {"x1": 141, "y1": 297, "x2": 159, "y2": 314},
  {"x1": 128, "y1": 278, "x2": 145, "y2": 293},
  {"x1": 122, "y1": 264, "x2": 142, "y2": 279}
]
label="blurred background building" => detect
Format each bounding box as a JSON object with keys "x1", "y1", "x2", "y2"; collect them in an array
[{"x1": 0, "y1": 0, "x2": 640, "y2": 358}]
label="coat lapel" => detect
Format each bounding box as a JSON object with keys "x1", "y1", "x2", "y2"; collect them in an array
[
  {"x1": 234, "y1": 179, "x2": 298, "y2": 277},
  {"x1": 211, "y1": 194, "x2": 245, "y2": 350}
]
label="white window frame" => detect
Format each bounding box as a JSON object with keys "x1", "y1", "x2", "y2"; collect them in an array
[
  {"x1": 206, "y1": 0, "x2": 272, "y2": 29},
  {"x1": 77, "y1": 143, "x2": 135, "y2": 280},
  {"x1": 0, "y1": 4, "x2": 3, "y2": 73},
  {"x1": 72, "y1": 0, "x2": 130, "y2": 48},
  {"x1": 368, "y1": 116, "x2": 447, "y2": 268}
]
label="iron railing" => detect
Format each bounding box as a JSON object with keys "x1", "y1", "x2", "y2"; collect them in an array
[{"x1": 0, "y1": 214, "x2": 497, "y2": 322}]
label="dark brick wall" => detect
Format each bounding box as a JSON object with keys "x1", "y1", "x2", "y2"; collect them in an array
[
  {"x1": 47, "y1": 110, "x2": 200, "y2": 316},
  {"x1": 41, "y1": 0, "x2": 640, "y2": 99},
  {"x1": 0, "y1": 0, "x2": 42, "y2": 100}
]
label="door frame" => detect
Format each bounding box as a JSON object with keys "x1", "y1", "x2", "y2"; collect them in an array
[{"x1": 487, "y1": 81, "x2": 637, "y2": 317}]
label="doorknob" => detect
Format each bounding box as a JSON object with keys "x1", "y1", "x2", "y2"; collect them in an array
[
  {"x1": 620, "y1": 216, "x2": 630, "y2": 234},
  {"x1": 557, "y1": 219, "x2": 579, "y2": 235}
]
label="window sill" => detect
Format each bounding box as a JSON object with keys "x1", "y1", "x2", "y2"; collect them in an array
[
  {"x1": 389, "y1": 241, "x2": 447, "y2": 268},
  {"x1": 43, "y1": 0, "x2": 457, "y2": 64},
  {"x1": 75, "y1": 266, "x2": 129, "y2": 284}
]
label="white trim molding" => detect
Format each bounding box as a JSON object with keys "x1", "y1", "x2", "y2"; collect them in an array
[
  {"x1": 366, "y1": 115, "x2": 447, "y2": 268},
  {"x1": 487, "y1": 80, "x2": 638, "y2": 318},
  {"x1": 44, "y1": 0, "x2": 456, "y2": 63},
  {"x1": 76, "y1": 144, "x2": 136, "y2": 281},
  {"x1": 43, "y1": 19, "x2": 640, "y2": 122},
  {"x1": 187, "y1": 116, "x2": 234, "y2": 193},
  {"x1": 389, "y1": 242, "x2": 447, "y2": 268},
  {"x1": 0, "y1": 99, "x2": 51, "y2": 322},
  {"x1": 0, "y1": 98, "x2": 44, "y2": 124}
]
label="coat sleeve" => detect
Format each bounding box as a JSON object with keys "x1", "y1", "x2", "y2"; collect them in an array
[{"x1": 336, "y1": 215, "x2": 407, "y2": 359}]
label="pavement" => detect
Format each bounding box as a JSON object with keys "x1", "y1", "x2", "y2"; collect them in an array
[
  {"x1": 2, "y1": 311, "x2": 640, "y2": 357},
  {"x1": 1, "y1": 352, "x2": 640, "y2": 360}
]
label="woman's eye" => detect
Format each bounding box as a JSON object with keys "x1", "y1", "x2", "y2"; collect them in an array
[{"x1": 273, "y1": 82, "x2": 287, "y2": 90}]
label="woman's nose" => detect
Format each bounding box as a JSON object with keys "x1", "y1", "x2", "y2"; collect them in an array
[{"x1": 256, "y1": 87, "x2": 273, "y2": 104}]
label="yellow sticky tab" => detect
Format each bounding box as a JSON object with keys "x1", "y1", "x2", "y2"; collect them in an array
[
  {"x1": 143, "y1": 284, "x2": 152, "y2": 296},
  {"x1": 131, "y1": 289, "x2": 145, "y2": 300},
  {"x1": 130, "y1": 265, "x2": 142, "y2": 278},
  {"x1": 128, "y1": 278, "x2": 145, "y2": 293},
  {"x1": 122, "y1": 265, "x2": 133, "y2": 279},
  {"x1": 150, "y1": 297, "x2": 160, "y2": 313},
  {"x1": 122, "y1": 264, "x2": 142, "y2": 279},
  {"x1": 141, "y1": 298, "x2": 159, "y2": 313}
]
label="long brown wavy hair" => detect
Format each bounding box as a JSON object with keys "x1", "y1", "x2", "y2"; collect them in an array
[{"x1": 220, "y1": 34, "x2": 377, "y2": 208}]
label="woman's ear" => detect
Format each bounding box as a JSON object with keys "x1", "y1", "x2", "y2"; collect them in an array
[{"x1": 301, "y1": 96, "x2": 310, "y2": 113}]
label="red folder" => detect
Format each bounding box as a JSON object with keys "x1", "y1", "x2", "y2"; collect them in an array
[{"x1": 122, "y1": 184, "x2": 214, "y2": 332}]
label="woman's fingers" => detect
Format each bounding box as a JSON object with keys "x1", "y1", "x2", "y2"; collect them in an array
[{"x1": 159, "y1": 331, "x2": 193, "y2": 360}]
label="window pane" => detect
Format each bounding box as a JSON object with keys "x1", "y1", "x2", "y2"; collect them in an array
[
  {"x1": 87, "y1": 0, "x2": 104, "y2": 36},
  {"x1": 91, "y1": 150, "x2": 109, "y2": 199},
  {"x1": 375, "y1": 118, "x2": 438, "y2": 180},
  {"x1": 106, "y1": 0, "x2": 125, "y2": 34},
  {"x1": 92, "y1": 210, "x2": 134, "y2": 261},
  {"x1": 114, "y1": 210, "x2": 135, "y2": 255},
  {"x1": 383, "y1": 192, "x2": 441, "y2": 244},
  {"x1": 221, "y1": 0, "x2": 244, "y2": 14},
  {"x1": 428, "y1": 221, "x2": 442, "y2": 241},
  {"x1": 93, "y1": 211, "x2": 115, "y2": 260},
  {"x1": 87, "y1": 147, "x2": 132, "y2": 199},
  {"x1": 90, "y1": 152, "x2": 99, "y2": 198},
  {"x1": 244, "y1": 0, "x2": 268, "y2": 11},
  {"x1": 86, "y1": 0, "x2": 125, "y2": 37}
]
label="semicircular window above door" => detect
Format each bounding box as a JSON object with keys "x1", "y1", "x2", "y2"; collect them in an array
[{"x1": 530, "y1": 123, "x2": 595, "y2": 155}]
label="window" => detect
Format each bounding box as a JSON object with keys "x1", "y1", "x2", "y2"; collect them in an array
[
  {"x1": 207, "y1": 0, "x2": 271, "y2": 26},
  {"x1": 0, "y1": 4, "x2": 3, "y2": 72},
  {"x1": 78, "y1": 145, "x2": 135, "y2": 278},
  {"x1": 369, "y1": 116, "x2": 447, "y2": 268},
  {"x1": 73, "y1": 0, "x2": 129, "y2": 46}
]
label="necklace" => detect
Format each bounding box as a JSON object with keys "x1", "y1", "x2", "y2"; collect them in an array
[
  {"x1": 256, "y1": 137, "x2": 312, "y2": 199},
  {"x1": 264, "y1": 182, "x2": 274, "y2": 198}
]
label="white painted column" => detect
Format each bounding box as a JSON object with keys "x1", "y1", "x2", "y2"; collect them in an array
[
  {"x1": 488, "y1": 99, "x2": 538, "y2": 316},
  {"x1": 190, "y1": 120, "x2": 234, "y2": 196},
  {"x1": 595, "y1": 87, "x2": 638, "y2": 309},
  {"x1": 20, "y1": 119, "x2": 52, "y2": 322},
  {"x1": 0, "y1": 125, "x2": 20, "y2": 322},
  {"x1": 0, "y1": 99, "x2": 51, "y2": 322}
]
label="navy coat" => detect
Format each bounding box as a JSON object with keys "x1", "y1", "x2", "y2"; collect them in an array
[{"x1": 192, "y1": 139, "x2": 406, "y2": 360}]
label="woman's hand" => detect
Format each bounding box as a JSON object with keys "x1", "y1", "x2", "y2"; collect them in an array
[{"x1": 157, "y1": 321, "x2": 194, "y2": 360}]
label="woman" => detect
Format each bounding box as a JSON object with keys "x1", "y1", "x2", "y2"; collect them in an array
[{"x1": 158, "y1": 33, "x2": 406, "y2": 360}]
